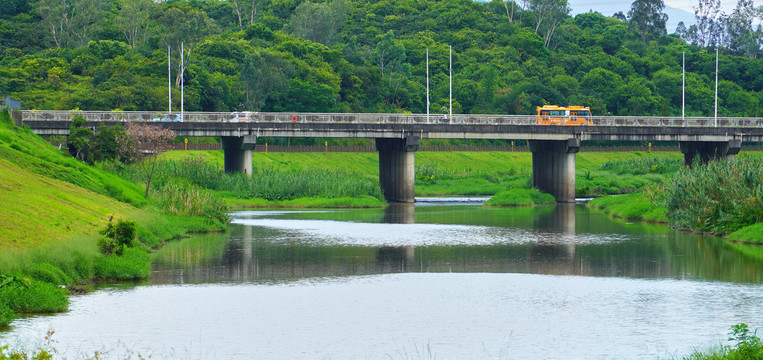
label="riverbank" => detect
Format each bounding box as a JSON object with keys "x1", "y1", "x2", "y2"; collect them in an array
[
  {"x1": 0, "y1": 111, "x2": 227, "y2": 326},
  {"x1": 588, "y1": 154, "x2": 763, "y2": 252}
]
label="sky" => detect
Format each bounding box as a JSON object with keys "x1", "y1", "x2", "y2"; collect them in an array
[{"x1": 568, "y1": 0, "x2": 762, "y2": 32}]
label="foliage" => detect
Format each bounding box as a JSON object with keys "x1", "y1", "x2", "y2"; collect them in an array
[
  {"x1": 0, "y1": 278, "x2": 68, "y2": 313},
  {"x1": 599, "y1": 155, "x2": 682, "y2": 175},
  {"x1": 662, "y1": 158, "x2": 763, "y2": 234},
  {"x1": 98, "y1": 219, "x2": 137, "y2": 256},
  {"x1": 484, "y1": 188, "x2": 556, "y2": 206},
  {"x1": 684, "y1": 324, "x2": 763, "y2": 360},
  {"x1": 93, "y1": 247, "x2": 152, "y2": 280},
  {"x1": 125, "y1": 122, "x2": 175, "y2": 197},
  {"x1": 587, "y1": 191, "x2": 667, "y2": 222},
  {"x1": 150, "y1": 181, "x2": 230, "y2": 225},
  {"x1": 0, "y1": 0, "x2": 760, "y2": 117}
]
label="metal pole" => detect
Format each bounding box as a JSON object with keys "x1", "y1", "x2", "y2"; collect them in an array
[
  {"x1": 449, "y1": 45, "x2": 452, "y2": 120},
  {"x1": 181, "y1": 42, "x2": 184, "y2": 122},
  {"x1": 714, "y1": 48, "x2": 718, "y2": 126},
  {"x1": 682, "y1": 51, "x2": 685, "y2": 119},
  {"x1": 426, "y1": 48, "x2": 429, "y2": 123},
  {"x1": 168, "y1": 45, "x2": 171, "y2": 114}
]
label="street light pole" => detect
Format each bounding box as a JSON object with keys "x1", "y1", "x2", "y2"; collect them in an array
[
  {"x1": 449, "y1": 45, "x2": 452, "y2": 120},
  {"x1": 168, "y1": 45, "x2": 172, "y2": 115},
  {"x1": 714, "y1": 48, "x2": 718, "y2": 126},
  {"x1": 426, "y1": 48, "x2": 429, "y2": 123},
  {"x1": 181, "y1": 41, "x2": 185, "y2": 122},
  {"x1": 682, "y1": 51, "x2": 685, "y2": 120}
]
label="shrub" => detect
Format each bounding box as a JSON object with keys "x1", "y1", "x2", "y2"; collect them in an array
[
  {"x1": 484, "y1": 188, "x2": 556, "y2": 206},
  {"x1": 662, "y1": 158, "x2": 763, "y2": 234},
  {"x1": 98, "y1": 219, "x2": 137, "y2": 256},
  {"x1": 0, "y1": 303, "x2": 14, "y2": 327},
  {"x1": 93, "y1": 248, "x2": 152, "y2": 280},
  {"x1": 0, "y1": 278, "x2": 68, "y2": 313},
  {"x1": 30, "y1": 263, "x2": 73, "y2": 286}
]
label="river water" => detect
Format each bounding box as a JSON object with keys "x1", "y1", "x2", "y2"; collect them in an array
[{"x1": 2, "y1": 201, "x2": 763, "y2": 359}]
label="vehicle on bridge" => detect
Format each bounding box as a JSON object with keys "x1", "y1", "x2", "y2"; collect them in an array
[
  {"x1": 536, "y1": 105, "x2": 591, "y2": 125},
  {"x1": 152, "y1": 114, "x2": 182, "y2": 122}
]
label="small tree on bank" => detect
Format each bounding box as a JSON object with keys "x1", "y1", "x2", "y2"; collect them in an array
[{"x1": 125, "y1": 122, "x2": 175, "y2": 197}]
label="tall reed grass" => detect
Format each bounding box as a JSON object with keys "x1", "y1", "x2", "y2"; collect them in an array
[
  {"x1": 662, "y1": 158, "x2": 763, "y2": 234},
  {"x1": 117, "y1": 157, "x2": 384, "y2": 202}
]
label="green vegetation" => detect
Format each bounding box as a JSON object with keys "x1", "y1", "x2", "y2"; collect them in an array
[
  {"x1": 1, "y1": 0, "x2": 760, "y2": 120},
  {"x1": 663, "y1": 158, "x2": 763, "y2": 235},
  {"x1": 588, "y1": 191, "x2": 667, "y2": 222},
  {"x1": 0, "y1": 110, "x2": 230, "y2": 326},
  {"x1": 484, "y1": 188, "x2": 555, "y2": 206},
  {"x1": 727, "y1": 223, "x2": 763, "y2": 245},
  {"x1": 683, "y1": 324, "x2": 763, "y2": 360}
]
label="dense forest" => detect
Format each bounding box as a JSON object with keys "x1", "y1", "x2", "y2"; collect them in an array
[{"x1": 0, "y1": 0, "x2": 761, "y2": 118}]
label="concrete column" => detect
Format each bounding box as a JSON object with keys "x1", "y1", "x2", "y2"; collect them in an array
[
  {"x1": 528, "y1": 139, "x2": 580, "y2": 203},
  {"x1": 221, "y1": 136, "x2": 256, "y2": 176},
  {"x1": 375, "y1": 137, "x2": 419, "y2": 203},
  {"x1": 679, "y1": 140, "x2": 742, "y2": 166}
]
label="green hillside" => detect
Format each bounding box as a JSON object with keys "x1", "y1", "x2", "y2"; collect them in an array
[
  {"x1": 0, "y1": 0, "x2": 760, "y2": 124},
  {"x1": 0, "y1": 111, "x2": 143, "y2": 248}
]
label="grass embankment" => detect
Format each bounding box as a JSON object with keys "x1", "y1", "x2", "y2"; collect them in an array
[
  {"x1": 588, "y1": 154, "x2": 763, "y2": 246},
  {"x1": 0, "y1": 111, "x2": 227, "y2": 327}
]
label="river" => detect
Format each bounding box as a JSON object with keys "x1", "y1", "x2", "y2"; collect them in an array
[{"x1": 2, "y1": 201, "x2": 762, "y2": 359}]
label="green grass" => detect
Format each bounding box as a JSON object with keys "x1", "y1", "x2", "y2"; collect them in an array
[
  {"x1": 683, "y1": 324, "x2": 763, "y2": 360},
  {"x1": 726, "y1": 223, "x2": 763, "y2": 245},
  {"x1": 662, "y1": 158, "x2": 763, "y2": 234},
  {"x1": 93, "y1": 248, "x2": 152, "y2": 280},
  {"x1": 587, "y1": 191, "x2": 667, "y2": 222},
  {"x1": 0, "y1": 279, "x2": 68, "y2": 314},
  {"x1": 484, "y1": 188, "x2": 556, "y2": 206}
]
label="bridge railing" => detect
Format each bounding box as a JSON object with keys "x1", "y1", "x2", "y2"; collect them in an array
[{"x1": 20, "y1": 110, "x2": 763, "y2": 127}]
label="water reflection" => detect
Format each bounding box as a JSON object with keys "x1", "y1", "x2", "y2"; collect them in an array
[{"x1": 151, "y1": 204, "x2": 763, "y2": 285}]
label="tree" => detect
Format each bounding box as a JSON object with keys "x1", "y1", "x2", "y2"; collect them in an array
[
  {"x1": 125, "y1": 122, "x2": 175, "y2": 197},
  {"x1": 230, "y1": 0, "x2": 269, "y2": 31},
  {"x1": 114, "y1": 0, "x2": 156, "y2": 49},
  {"x1": 693, "y1": 0, "x2": 721, "y2": 47},
  {"x1": 286, "y1": 0, "x2": 348, "y2": 46},
  {"x1": 67, "y1": 115, "x2": 94, "y2": 162},
  {"x1": 527, "y1": 0, "x2": 570, "y2": 47},
  {"x1": 373, "y1": 31, "x2": 406, "y2": 79},
  {"x1": 239, "y1": 50, "x2": 292, "y2": 111},
  {"x1": 627, "y1": 0, "x2": 668, "y2": 44},
  {"x1": 725, "y1": 0, "x2": 763, "y2": 58}
]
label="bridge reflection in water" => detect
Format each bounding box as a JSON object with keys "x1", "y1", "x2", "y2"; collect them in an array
[{"x1": 150, "y1": 204, "x2": 763, "y2": 285}]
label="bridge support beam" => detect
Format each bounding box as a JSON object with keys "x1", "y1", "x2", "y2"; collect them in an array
[
  {"x1": 221, "y1": 136, "x2": 256, "y2": 176},
  {"x1": 679, "y1": 140, "x2": 741, "y2": 166},
  {"x1": 529, "y1": 139, "x2": 580, "y2": 203},
  {"x1": 375, "y1": 137, "x2": 419, "y2": 203}
]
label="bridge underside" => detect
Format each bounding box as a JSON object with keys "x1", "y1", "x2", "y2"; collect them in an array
[
  {"x1": 529, "y1": 139, "x2": 580, "y2": 203},
  {"x1": 221, "y1": 136, "x2": 256, "y2": 176},
  {"x1": 679, "y1": 140, "x2": 741, "y2": 166}
]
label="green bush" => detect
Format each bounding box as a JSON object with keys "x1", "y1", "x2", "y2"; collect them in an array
[
  {"x1": 98, "y1": 219, "x2": 137, "y2": 255},
  {"x1": 0, "y1": 303, "x2": 14, "y2": 327},
  {"x1": 94, "y1": 248, "x2": 152, "y2": 280},
  {"x1": 663, "y1": 158, "x2": 763, "y2": 234},
  {"x1": 30, "y1": 263, "x2": 73, "y2": 286},
  {"x1": 0, "y1": 278, "x2": 68, "y2": 313}
]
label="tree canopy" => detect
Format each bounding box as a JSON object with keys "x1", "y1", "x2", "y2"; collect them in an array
[{"x1": 0, "y1": 0, "x2": 760, "y2": 118}]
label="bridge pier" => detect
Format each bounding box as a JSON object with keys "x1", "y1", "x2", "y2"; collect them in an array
[
  {"x1": 221, "y1": 136, "x2": 256, "y2": 176},
  {"x1": 528, "y1": 139, "x2": 580, "y2": 203},
  {"x1": 679, "y1": 140, "x2": 741, "y2": 166},
  {"x1": 375, "y1": 137, "x2": 419, "y2": 203}
]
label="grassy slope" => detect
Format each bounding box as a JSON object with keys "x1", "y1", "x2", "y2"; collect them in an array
[
  {"x1": 0, "y1": 158, "x2": 135, "y2": 248},
  {"x1": 0, "y1": 113, "x2": 142, "y2": 249}
]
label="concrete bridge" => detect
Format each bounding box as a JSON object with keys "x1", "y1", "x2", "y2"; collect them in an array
[{"x1": 21, "y1": 110, "x2": 763, "y2": 203}]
